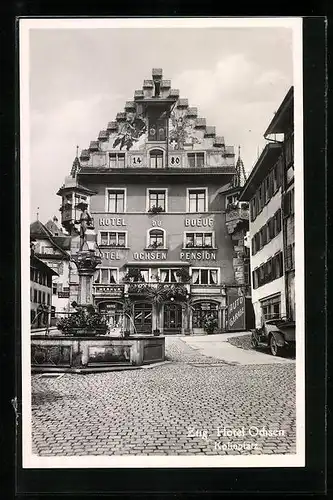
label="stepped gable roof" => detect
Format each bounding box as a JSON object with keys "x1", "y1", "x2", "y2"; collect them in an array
[
  {"x1": 30, "y1": 220, "x2": 70, "y2": 258},
  {"x1": 79, "y1": 68, "x2": 229, "y2": 160}
]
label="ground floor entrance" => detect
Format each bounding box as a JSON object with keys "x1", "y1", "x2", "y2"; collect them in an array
[
  {"x1": 134, "y1": 302, "x2": 152, "y2": 334},
  {"x1": 163, "y1": 303, "x2": 182, "y2": 334}
]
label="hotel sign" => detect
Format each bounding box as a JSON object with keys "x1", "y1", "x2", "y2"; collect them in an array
[
  {"x1": 227, "y1": 291, "x2": 245, "y2": 331},
  {"x1": 133, "y1": 251, "x2": 167, "y2": 260},
  {"x1": 185, "y1": 218, "x2": 214, "y2": 227},
  {"x1": 180, "y1": 251, "x2": 216, "y2": 261},
  {"x1": 99, "y1": 218, "x2": 126, "y2": 226}
]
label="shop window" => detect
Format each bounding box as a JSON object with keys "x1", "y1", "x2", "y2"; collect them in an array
[
  {"x1": 192, "y1": 302, "x2": 219, "y2": 328},
  {"x1": 149, "y1": 149, "x2": 164, "y2": 169},
  {"x1": 100, "y1": 231, "x2": 126, "y2": 247},
  {"x1": 147, "y1": 189, "x2": 167, "y2": 212},
  {"x1": 109, "y1": 153, "x2": 125, "y2": 169},
  {"x1": 187, "y1": 153, "x2": 205, "y2": 168},
  {"x1": 148, "y1": 228, "x2": 165, "y2": 249},
  {"x1": 95, "y1": 268, "x2": 118, "y2": 285},
  {"x1": 188, "y1": 189, "x2": 207, "y2": 213},
  {"x1": 107, "y1": 189, "x2": 125, "y2": 213},
  {"x1": 192, "y1": 268, "x2": 218, "y2": 285},
  {"x1": 185, "y1": 232, "x2": 213, "y2": 248}
]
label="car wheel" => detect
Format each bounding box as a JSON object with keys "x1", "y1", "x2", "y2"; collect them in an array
[{"x1": 269, "y1": 335, "x2": 279, "y2": 356}]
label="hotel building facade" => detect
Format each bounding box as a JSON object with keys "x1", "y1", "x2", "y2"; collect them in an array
[{"x1": 58, "y1": 68, "x2": 250, "y2": 334}]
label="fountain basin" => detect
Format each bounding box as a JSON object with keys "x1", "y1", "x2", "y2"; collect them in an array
[{"x1": 31, "y1": 335, "x2": 165, "y2": 373}]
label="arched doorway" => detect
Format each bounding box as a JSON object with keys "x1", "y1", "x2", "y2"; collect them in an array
[
  {"x1": 192, "y1": 301, "x2": 219, "y2": 334},
  {"x1": 163, "y1": 302, "x2": 182, "y2": 334},
  {"x1": 134, "y1": 302, "x2": 152, "y2": 334}
]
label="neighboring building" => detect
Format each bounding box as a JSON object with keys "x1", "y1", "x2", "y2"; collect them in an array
[
  {"x1": 58, "y1": 68, "x2": 248, "y2": 334},
  {"x1": 30, "y1": 243, "x2": 58, "y2": 327},
  {"x1": 239, "y1": 87, "x2": 294, "y2": 328},
  {"x1": 30, "y1": 218, "x2": 71, "y2": 312},
  {"x1": 264, "y1": 87, "x2": 295, "y2": 322}
]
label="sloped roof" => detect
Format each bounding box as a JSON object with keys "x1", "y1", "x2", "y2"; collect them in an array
[
  {"x1": 30, "y1": 255, "x2": 59, "y2": 276},
  {"x1": 30, "y1": 220, "x2": 70, "y2": 258},
  {"x1": 45, "y1": 218, "x2": 63, "y2": 236}
]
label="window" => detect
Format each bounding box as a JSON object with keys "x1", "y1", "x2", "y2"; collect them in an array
[
  {"x1": 47, "y1": 293, "x2": 51, "y2": 305},
  {"x1": 95, "y1": 268, "x2": 118, "y2": 284},
  {"x1": 107, "y1": 189, "x2": 125, "y2": 213},
  {"x1": 261, "y1": 295, "x2": 281, "y2": 321},
  {"x1": 38, "y1": 290, "x2": 42, "y2": 303},
  {"x1": 109, "y1": 153, "x2": 125, "y2": 169},
  {"x1": 187, "y1": 153, "x2": 205, "y2": 168},
  {"x1": 149, "y1": 149, "x2": 164, "y2": 168},
  {"x1": 272, "y1": 252, "x2": 283, "y2": 280},
  {"x1": 275, "y1": 209, "x2": 282, "y2": 233},
  {"x1": 148, "y1": 117, "x2": 167, "y2": 141},
  {"x1": 148, "y1": 189, "x2": 166, "y2": 212},
  {"x1": 160, "y1": 269, "x2": 180, "y2": 283},
  {"x1": 74, "y1": 193, "x2": 88, "y2": 208},
  {"x1": 285, "y1": 134, "x2": 294, "y2": 167},
  {"x1": 188, "y1": 189, "x2": 207, "y2": 213},
  {"x1": 285, "y1": 244, "x2": 295, "y2": 271},
  {"x1": 252, "y1": 269, "x2": 259, "y2": 289},
  {"x1": 42, "y1": 291, "x2": 45, "y2": 304},
  {"x1": 226, "y1": 194, "x2": 239, "y2": 209},
  {"x1": 148, "y1": 228, "x2": 165, "y2": 249},
  {"x1": 33, "y1": 289, "x2": 38, "y2": 303},
  {"x1": 264, "y1": 176, "x2": 270, "y2": 204},
  {"x1": 192, "y1": 268, "x2": 218, "y2": 285},
  {"x1": 261, "y1": 224, "x2": 268, "y2": 246},
  {"x1": 100, "y1": 231, "x2": 126, "y2": 247},
  {"x1": 268, "y1": 217, "x2": 275, "y2": 241},
  {"x1": 272, "y1": 164, "x2": 278, "y2": 193},
  {"x1": 185, "y1": 232, "x2": 213, "y2": 248},
  {"x1": 250, "y1": 197, "x2": 256, "y2": 221},
  {"x1": 193, "y1": 302, "x2": 219, "y2": 328}
]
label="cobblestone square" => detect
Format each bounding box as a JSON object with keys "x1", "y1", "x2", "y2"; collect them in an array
[{"x1": 31, "y1": 337, "x2": 296, "y2": 456}]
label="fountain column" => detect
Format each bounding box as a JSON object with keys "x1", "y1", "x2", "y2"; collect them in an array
[{"x1": 71, "y1": 204, "x2": 101, "y2": 309}]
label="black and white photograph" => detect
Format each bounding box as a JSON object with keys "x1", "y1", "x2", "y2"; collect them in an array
[{"x1": 20, "y1": 17, "x2": 304, "y2": 468}]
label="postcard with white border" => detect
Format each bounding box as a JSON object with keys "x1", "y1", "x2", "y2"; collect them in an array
[{"x1": 20, "y1": 16, "x2": 305, "y2": 469}]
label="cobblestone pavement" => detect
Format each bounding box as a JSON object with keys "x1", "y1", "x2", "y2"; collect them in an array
[{"x1": 31, "y1": 337, "x2": 296, "y2": 456}]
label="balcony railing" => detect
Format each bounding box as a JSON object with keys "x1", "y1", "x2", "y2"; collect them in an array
[{"x1": 225, "y1": 208, "x2": 249, "y2": 223}]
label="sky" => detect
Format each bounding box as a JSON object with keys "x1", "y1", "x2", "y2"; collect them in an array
[{"x1": 29, "y1": 26, "x2": 293, "y2": 223}]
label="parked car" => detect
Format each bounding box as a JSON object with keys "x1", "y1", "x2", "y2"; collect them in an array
[{"x1": 250, "y1": 316, "x2": 296, "y2": 356}]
